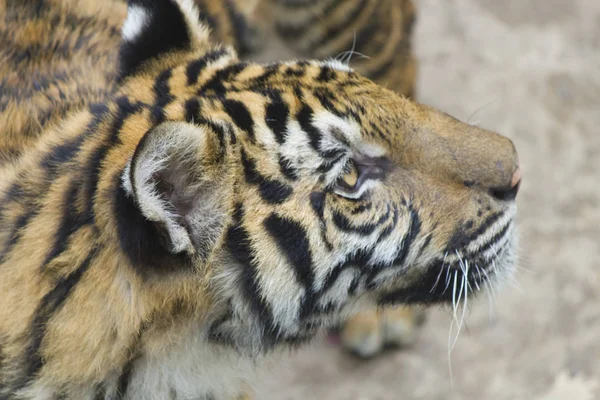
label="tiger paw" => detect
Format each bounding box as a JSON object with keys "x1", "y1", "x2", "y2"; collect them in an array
[{"x1": 340, "y1": 307, "x2": 426, "y2": 358}]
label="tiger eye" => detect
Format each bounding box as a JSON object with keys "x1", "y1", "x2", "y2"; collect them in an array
[{"x1": 341, "y1": 164, "x2": 358, "y2": 188}]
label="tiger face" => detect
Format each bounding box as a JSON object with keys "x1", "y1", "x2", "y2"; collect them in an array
[{"x1": 115, "y1": 0, "x2": 520, "y2": 352}]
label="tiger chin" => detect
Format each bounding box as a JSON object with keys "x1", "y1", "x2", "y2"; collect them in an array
[{"x1": 0, "y1": 0, "x2": 520, "y2": 398}]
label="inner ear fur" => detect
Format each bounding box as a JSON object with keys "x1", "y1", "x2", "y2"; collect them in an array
[{"x1": 126, "y1": 121, "x2": 233, "y2": 261}]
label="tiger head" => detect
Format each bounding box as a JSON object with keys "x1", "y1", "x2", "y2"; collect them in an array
[{"x1": 114, "y1": 0, "x2": 520, "y2": 352}]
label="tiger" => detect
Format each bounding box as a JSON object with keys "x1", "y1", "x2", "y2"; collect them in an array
[{"x1": 0, "y1": 0, "x2": 522, "y2": 399}]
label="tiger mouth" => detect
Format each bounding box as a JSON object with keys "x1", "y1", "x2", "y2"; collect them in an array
[{"x1": 378, "y1": 212, "x2": 517, "y2": 306}]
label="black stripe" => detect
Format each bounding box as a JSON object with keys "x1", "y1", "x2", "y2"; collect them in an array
[
  {"x1": 390, "y1": 206, "x2": 421, "y2": 268},
  {"x1": 225, "y1": 206, "x2": 279, "y2": 347},
  {"x1": 113, "y1": 172, "x2": 192, "y2": 277},
  {"x1": 320, "y1": 248, "x2": 373, "y2": 294},
  {"x1": 309, "y1": 191, "x2": 332, "y2": 251},
  {"x1": 223, "y1": 99, "x2": 255, "y2": 142},
  {"x1": 278, "y1": 157, "x2": 299, "y2": 181},
  {"x1": 379, "y1": 205, "x2": 399, "y2": 239},
  {"x1": 248, "y1": 65, "x2": 278, "y2": 88},
  {"x1": 241, "y1": 150, "x2": 293, "y2": 204},
  {"x1": 473, "y1": 222, "x2": 511, "y2": 256},
  {"x1": 264, "y1": 91, "x2": 289, "y2": 145},
  {"x1": 150, "y1": 68, "x2": 173, "y2": 124},
  {"x1": 296, "y1": 105, "x2": 321, "y2": 153},
  {"x1": 0, "y1": 209, "x2": 40, "y2": 264},
  {"x1": 186, "y1": 48, "x2": 229, "y2": 86},
  {"x1": 309, "y1": 191, "x2": 326, "y2": 220},
  {"x1": 14, "y1": 247, "x2": 99, "y2": 391},
  {"x1": 313, "y1": 88, "x2": 343, "y2": 117},
  {"x1": 331, "y1": 209, "x2": 385, "y2": 236},
  {"x1": 351, "y1": 202, "x2": 372, "y2": 214},
  {"x1": 263, "y1": 214, "x2": 314, "y2": 290},
  {"x1": 40, "y1": 182, "x2": 93, "y2": 272},
  {"x1": 444, "y1": 211, "x2": 504, "y2": 254},
  {"x1": 182, "y1": 99, "x2": 228, "y2": 162},
  {"x1": 117, "y1": 0, "x2": 191, "y2": 80},
  {"x1": 0, "y1": 103, "x2": 108, "y2": 263},
  {"x1": 83, "y1": 97, "x2": 143, "y2": 219},
  {"x1": 39, "y1": 136, "x2": 86, "y2": 176},
  {"x1": 198, "y1": 62, "x2": 248, "y2": 94},
  {"x1": 317, "y1": 67, "x2": 337, "y2": 83},
  {"x1": 184, "y1": 98, "x2": 200, "y2": 123}
]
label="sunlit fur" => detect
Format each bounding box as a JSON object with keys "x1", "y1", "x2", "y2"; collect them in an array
[{"x1": 0, "y1": 0, "x2": 519, "y2": 398}]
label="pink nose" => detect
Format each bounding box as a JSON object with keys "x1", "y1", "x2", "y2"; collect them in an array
[
  {"x1": 511, "y1": 167, "x2": 522, "y2": 189},
  {"x1": 490, "y1": 167, "x2": 522, "y2": 201}
]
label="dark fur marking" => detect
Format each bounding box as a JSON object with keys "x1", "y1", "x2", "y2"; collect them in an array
[
  {"x1": 366, "y1": 206, "x2": 421, "y2": 288},
  {"x1": 83, "y1": 97, "x2": 143, "y2": 219},
  {"x1": 264, "y1": 214, "x2": 314, "y2": 290},
  {"x1": 0, "y1": 209, "x2": 40, "y2": 264},
  {"x1": 14, "y1": 247, "x2": 99, "y2": 391},
  {"x1": 331, "y1": 207, "x2": 388, "y2": 236},
  {"x1": 225, "y1": 207, "x2": 280, "y2": 347},
  {"x1": 113, "y1": 173, "x2": 193, "y2": 277},
  {"x1": 445, "y1": 211, "x2": 503, "y2": 253},
  {"x1": 241, "y1": 150, "x2": 292, "y2": 204},
  {"x1": 278, "y1": 157, "x2": 299, "y2": 181},
  {"x1": 265, "y1": 91, "x2": 289, "y2": 145},
  {"x1": 309, "y1": 192, "x2": 326, "y2": 220},
  {"x1": 320, "y1": 249, "x2": 374, "y2": 295},
  {"x1": 40, "y1": 182, "x2": 93, "y2": 272},
  {"x1": 198, "y1": 62, "x2": 248, "y2": 94},
  {"x1": 118, "y1": 0, "x2": 192, "y2": 80},
  {"x1": 317, "y1": 67, "x2": 337, "y2": 83},
  {"x1": 296, "y1": 105, "x2": 321, "y2": 153},
  {"x1": 222, "y1": 99, "x2": 255, "y2": 141},
  {"x1": 184, "y1": 98, "x2": 200, "y2": 123},
  {"x1": 150, "y1": 68, "x2": 173, "y2": 124},
  {"x1": 186, "y1": 48, "x2": 229, "y2": 85}
]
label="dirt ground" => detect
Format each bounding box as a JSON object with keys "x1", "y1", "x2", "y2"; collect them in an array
[{"x1": 252, "y1": 0, "x2": 600, "y2": 399}]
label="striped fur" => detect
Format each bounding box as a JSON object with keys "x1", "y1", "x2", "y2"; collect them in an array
[
  {"x1": 268, "y1": 0, "x2": 418, "y2": 97},
  {"x1": 0, "y1": 0, "x2": 520, "y2": 398}
]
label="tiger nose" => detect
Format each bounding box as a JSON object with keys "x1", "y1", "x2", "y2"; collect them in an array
[{"x1": 490, "y1": 167, "x2": 522, "y2": 201}]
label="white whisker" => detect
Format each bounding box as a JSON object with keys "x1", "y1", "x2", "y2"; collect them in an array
[{"x1": 431, "y1": 252, "x2": 448, "y2": 293}]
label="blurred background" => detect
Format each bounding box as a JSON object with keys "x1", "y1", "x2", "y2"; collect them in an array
[{"x1": 254, "y1": 0, "x2": 600, "y2": 398}]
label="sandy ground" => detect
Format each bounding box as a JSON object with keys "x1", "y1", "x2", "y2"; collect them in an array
[{"x1": 252, "y1": 0, "x2": 600, "y2": 399}]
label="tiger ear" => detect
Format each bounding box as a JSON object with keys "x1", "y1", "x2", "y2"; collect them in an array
[
  {"x1": 123, "y1": 122, "x2": 233, "y2": 261},
  {"x1": 118, "y1": 0, "x2": 210, "y2": 79}
]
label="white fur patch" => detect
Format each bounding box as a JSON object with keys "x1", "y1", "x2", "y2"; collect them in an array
[
  {"x1": 320, "y1": 59, "x2": 354, "y2": 72},
  {"x1": 125, "y1": 321, "x2": 258, "y2": 399},
  {"x1": 121, "y1": 5, "x2": 150, "y2": 42}
]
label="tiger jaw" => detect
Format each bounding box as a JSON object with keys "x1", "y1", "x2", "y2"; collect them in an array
[{"x1": 378, "y1": 206, "x2": 518, "y2": 306}]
